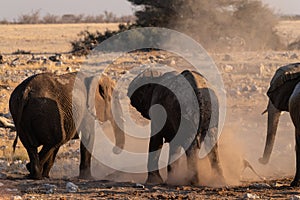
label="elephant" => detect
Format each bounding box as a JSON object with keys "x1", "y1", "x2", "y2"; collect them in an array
[
  {"x1": 259, "y1": 62, "x2": 300, "y2": 186},
  {"x1": 9, "y1": 72, "x2": 125, "y2": 179},
  {"x1": 127, "y1": 69, "x2": 224, "y2": 184}
]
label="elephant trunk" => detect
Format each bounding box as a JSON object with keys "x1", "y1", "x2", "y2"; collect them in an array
[
  {"x1": 111, "y1": 96, "x2": 125, "y2": 154},
  {"x1": 259, "y1": 101, "x2": 281, "y2": 164},
  {"x1": 112, "y1": 120, "x2": 125, "y2": 154}
]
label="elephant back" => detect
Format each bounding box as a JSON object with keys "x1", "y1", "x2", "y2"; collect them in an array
[{"x1": 267, "y1": 63, "x2": 300, "y2": 111}]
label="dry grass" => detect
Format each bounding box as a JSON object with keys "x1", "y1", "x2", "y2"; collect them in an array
[
  {"x1": 0, "y1": 23, "x2": 120, "y2": 53},
  {"x1": 276, "y1": 20, "x2": 300, "y2": 45}
]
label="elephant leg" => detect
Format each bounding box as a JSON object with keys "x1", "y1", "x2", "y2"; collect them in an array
[
  {"x1": 291, "y1": 128, "x2": 300, "y2": 186},
  {"x1": 38, "y1": 145, "x2": 58, "y2": 176},
  {"x1": 79, "y1": 141, "x2": 93, "y2": 179},
  {"x1": 146, "y1": 135, "x2": 164, "y2": 184},
  {"x1": 186, "y1": 140, "x2": 199, "y2": 185},
  {"x1": 26, "y1": 147, "x2": 42, "y2": 179},
  {"x1": 42, "y1": 147, "x2": 60, "y2": 178},
  {"x1": 289, "y1": 87, "x2": 300, "y2": 187},
  {"x1": 166, "y1": 143, "x2": 181, "y2": 180},
  {"x1": 207, "y1": 143, "x2": 225, "y2": 185}
]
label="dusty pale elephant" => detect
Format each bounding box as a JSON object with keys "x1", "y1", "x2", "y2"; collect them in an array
[
  {"x1": 259, "y1": 62, "x2": 300, "y2": 186},
  {"x1": 127, "y1": 69, "x2": 224, "y2": 185},
  {"x1": 9, "y1": 72, "x2": 125, "y2": 179}
]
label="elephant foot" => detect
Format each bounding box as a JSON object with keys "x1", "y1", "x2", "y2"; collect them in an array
[
  {"x1": 188, "y1": 173, "x2": 199, "y2": 186},
  {"x1": 78, "y1": 170, "x2": 94, "y2": 180},
  {"x1": 291, "y1": 179, "x2": 300, "y2": 187},
  {"x1": 146, "y1": 172, "x2": 163, "y2": 184},
  {"x1": 42, "y1": 173, "x2": 50, "y2": 178},
  {"x1": 258, "y1": 157, "x2": 269, "y2": 165},
  {"x1": 26, "y1": 162, "x2": 43, "y2": 179},
  {"x1": 26, "y1": 162, "x2": 31, "y2": 172},
  {"x1": 28, "y1": 172, "x2": 43, "y2": 180}
]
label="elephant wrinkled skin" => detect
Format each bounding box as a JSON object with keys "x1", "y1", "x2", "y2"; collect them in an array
[
  {"x1": 128, "y1": 69, "x2": 224, "y2": 185},
  {"x1": 9, "y1": 72, "x2": 125, "y2": 179}
]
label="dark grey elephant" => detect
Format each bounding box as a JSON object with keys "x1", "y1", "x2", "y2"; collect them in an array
[
  {"x1": 9, "y1": 72, "x2": 125, "y2": 179},
  {"x1": 127, "y1": 69, "x2": 224, "y2": 185},
  {"x1": 259, "y1": 63, "x2": 300, "y2": 186}
]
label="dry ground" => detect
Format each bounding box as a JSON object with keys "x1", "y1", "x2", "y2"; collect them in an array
[{"x1": 0, "y1": 22, "x2": 299, "y2": 199}]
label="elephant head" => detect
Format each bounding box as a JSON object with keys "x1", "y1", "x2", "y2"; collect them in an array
[
  {"x1": 87, "y1": 75, "x2": 125, "y2": 153},
  {"x1": 127, "y1": 70, "x2": 177, "y2": 119},
  {"x1": 97, "y1": 76, "x2": 125, "y2": 153}
]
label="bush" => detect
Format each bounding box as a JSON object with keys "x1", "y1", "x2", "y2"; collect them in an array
[
  {"x1": 127, "y1": 0, "x2": 283, "y2": 51},
  {"x1": 71, "y1": 24, "x2": 137, "y2": 55}
]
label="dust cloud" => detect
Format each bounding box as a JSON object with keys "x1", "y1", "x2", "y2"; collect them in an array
[{"x1": 171, "y1": 0, "x2": 283, "y2": 51}]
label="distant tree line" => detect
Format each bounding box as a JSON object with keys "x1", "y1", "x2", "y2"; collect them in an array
[
  {"x1": 0, "y1": 10, "x2": 135, "y2": 24},
  {"x1": 280, "y1": 15, "x2": 300, "y2": 21}
]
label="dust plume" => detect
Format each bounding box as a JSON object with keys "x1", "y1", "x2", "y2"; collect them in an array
[{"x1": 170, "y1": 0, "x2": 283, "y2": 51}]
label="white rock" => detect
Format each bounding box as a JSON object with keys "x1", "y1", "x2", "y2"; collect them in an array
[
  {"x1": 0, "y1": 182, "x2": 3, "y2": 186},
  {"x1": 10, "y1": 195, "x2": 22, "y2": 200},
  {"x1": 43, "y1": 184, "x2": 57, "y2": 194},
  {"x1": 243, "y1": 193, "x2": 260, "y2": 199},
  {"x1": 135, "y1": 183, "x2": 145, "y2": 189},
  {"x1": 66, "y1": 182, "x2": 79, "y2": 193},
  {"x1": 6, "y1": 188, "x2": 18, "y2": 192},
  {"x1": 170, "y1": 60, "x2": 176, "y2": 65},
  {"x1": 224, "y1": 65, "x2": 234, "y2": 73},
  {"x1": 291, "y1": 195, "x2": 300, "y2": 200}
]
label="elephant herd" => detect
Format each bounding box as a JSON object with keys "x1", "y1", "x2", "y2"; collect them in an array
[{"x1": 8, "y1": 62, "x2": 300, "y2": 187}]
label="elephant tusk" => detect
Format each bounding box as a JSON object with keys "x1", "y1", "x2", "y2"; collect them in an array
[{"x1": 261, "y1": 109, "x2": 268, "y2": 115}]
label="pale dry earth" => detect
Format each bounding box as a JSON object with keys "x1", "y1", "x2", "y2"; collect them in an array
[
  {"x1": 0, "y1": 22, "x2": 299, "y2": 199},
  {"x1": 0, "y1": 23, "x2": 120, "y2": 53}
]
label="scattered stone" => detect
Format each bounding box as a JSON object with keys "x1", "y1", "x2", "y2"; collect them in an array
[
  {"x1": 224, "y1": 64, "x2": 234, "y2": 73},
  {"x1": 55, "y1": 61, "x2": 63, "y2": 66},
  {"x1": 251, "y1": 183, "x2": 271, "y2": 188},
  {"x1": 156, "y1": 55, "x2": 165, "y2": 59},
  {"x1": 11, "y1": 195, "x2": 22, "y2": 200},
  {"x1": 135, "y1": 183, "x2": 145, "y2": 189},
  {"x1": 274, "y1": 182, "x2": 284, "y2": 187},
  {"x1": 10, "y1": 57, "x2": 20, "y2": 67},
  {"x1": 170, "y1": 60, "x2": 176, "y2": 66},
  {"x1": 290, "y1": 53, "x2": 298, "y2": 59},
  {"x1": 0, "y1": 182, "x2": 3, "y2": 187},
  {"x1": 66, "y1": 182, "x2": 79, "y2": 193},
  {"x1": 0, "y1": 54, "x2": 4, "y2": 64},
  {"x1": 6, "y1": 188, "x2": 18, "y2": 192},
  {"x1": 291, "y1": 195, "x2": 300, "y2": 200},
  {"x1": 43, "y1": 183, "x2": 57, "y2": 194},
  {"x1": 0, "y1": 116, "x2": 15, "y2": 129},
  {"x1": 223, "y1": 54, "x2": 232, "y2": 61},
  {"x1": 243, "y1": 193, "x2": 260, "y2": 199},
  {"x1": 49, "y1": 54, "x2": 62, "y2": 62}
]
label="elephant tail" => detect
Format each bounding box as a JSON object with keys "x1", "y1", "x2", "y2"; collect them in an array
[
  {"x1": 12, "y1": 133, "x2": 18, "y2": 154},
  {"x1": 10, "y1": 76, "x2": 34, "y2": 155}
]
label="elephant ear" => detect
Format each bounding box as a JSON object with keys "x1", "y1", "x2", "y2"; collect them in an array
[
  {"x1": 127, "y1": 69, "x2": 177, "y2": 119},
  {"x1": 128, "y1": 81, "x2": 155, "y2": 120},
  {"x1": 267, "y1": 63, "x2": 300, "y2": 111}
]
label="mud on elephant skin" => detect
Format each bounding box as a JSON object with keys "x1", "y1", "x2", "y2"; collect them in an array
[
  {"x1": 9, "y1": 72, "x2": 125, "y2": 179},
  {"x1": 127, "y1": 69, "x2": 224, "y2": 185},
  {"x1": 259, "y1": 63, "x2": 300, "y2": 186}
]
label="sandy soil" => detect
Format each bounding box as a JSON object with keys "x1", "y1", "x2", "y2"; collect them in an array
[
  {"x1": 0, "y1": 23, "x2": 120, "y2": 53},
  {"x1": 0, "y1": 22, "x2": 300, "y2": 199}
]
